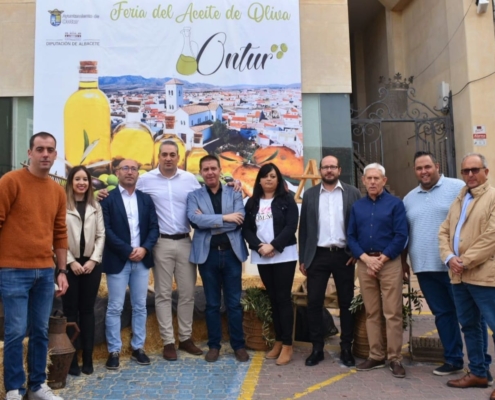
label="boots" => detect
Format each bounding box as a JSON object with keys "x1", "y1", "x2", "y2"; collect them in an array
[
  {"x1": 68, "y1": 352, "x2": 81, "y2": 376},
  {"x1": 265, "y1": 341, "x2": 283, "y2": 359},
  {"x1": 81, "y1": 349, "x2": 94, "y2": 375},
  {"x1": 276, "y1": 345, "x2": 293, "y2": 366}
]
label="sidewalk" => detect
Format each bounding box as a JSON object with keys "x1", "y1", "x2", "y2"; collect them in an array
[{"x1": 57, "y1": 313, "x2": 494, "y2": 400}]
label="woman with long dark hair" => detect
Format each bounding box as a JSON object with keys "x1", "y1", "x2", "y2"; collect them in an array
[
  {"x1": 242, "y1": 163, "x2": 299, "y2": 365},
  {"x1": 63, "y1": 166, "x2": 105, "y2": 375}
]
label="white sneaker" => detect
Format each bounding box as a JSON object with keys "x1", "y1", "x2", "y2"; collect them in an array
[
  {"x1": 27, "y1": 384, "x2": 63, "y2": 400},
  {"x1": 5, "y1": 390, "x2": 23, "y2": 400}
]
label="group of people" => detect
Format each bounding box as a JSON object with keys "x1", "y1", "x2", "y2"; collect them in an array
[{"x1": 1, "y1": 131, "x2": 495, "y2": 400}]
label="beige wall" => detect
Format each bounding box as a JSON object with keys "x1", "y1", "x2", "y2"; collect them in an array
[{"x1": 0, "y1": 0, "x2": 352, "y2": 97}]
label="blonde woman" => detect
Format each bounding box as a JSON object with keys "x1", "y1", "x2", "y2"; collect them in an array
[{"x1": 63, "y1": 166, "x2": 105, "y2": 375}]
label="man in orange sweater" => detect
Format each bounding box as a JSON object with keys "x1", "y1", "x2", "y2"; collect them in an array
[{"x1": 0, "y1": 132, "x2": 68, "y2": 400}]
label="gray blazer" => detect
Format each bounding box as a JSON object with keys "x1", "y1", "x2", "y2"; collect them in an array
[
  {"x1": 299, "y1": 181, "x2": 361, "y2": 268},
  {"x1": 187, "y1": 185, "x2": 248, "y2": 265}
]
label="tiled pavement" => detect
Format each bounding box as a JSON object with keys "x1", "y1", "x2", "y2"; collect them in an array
[{"x1": 58, "y1": 314, "x2": 495, "y2": 400}]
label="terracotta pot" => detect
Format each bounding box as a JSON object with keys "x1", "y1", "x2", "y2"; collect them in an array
[
  {"x1": 243, "y1": 311, "x2": 270, "y2": 351},
  {"x1": 47, "y1": 313, "x2": 80, "y2": 389}
]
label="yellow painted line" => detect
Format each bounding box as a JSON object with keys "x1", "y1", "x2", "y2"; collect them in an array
[
  {"x1": 238, "y1": 351, "x2": 264, "y2": 400},
  {"x1": 411, "y1": 310, "x2": 432, "y2": 315},
  {"x1": 287, "y1": 370, "x2": 357, "y2": 399}
]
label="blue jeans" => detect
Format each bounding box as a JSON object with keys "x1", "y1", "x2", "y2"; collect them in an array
[
  {"x1": 105, "y1": 261, "x2": 149, "y2": 352},
  {"x1": 198, "y1": 248, "x2": 245, "y2": 350},
  {"x1": 416, "y1": 272, "x2": 464, "y2": 367},
  {"x1": 452, "y1": 282, "x2": 495, "y2": 377},
  {"x1": 0, "y1": 268, "x2": 55, "y2": 394}
]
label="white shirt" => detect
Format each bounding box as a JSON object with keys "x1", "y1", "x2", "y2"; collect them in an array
[
  {"x1": 250, "y1": 198, "x2": 298, "y2": 264},
  {"x1": 137, "y1": 168, "x2": 200, "y2": 235},
  {"x1": 119, "y1": 185, "x2": 140, "y2": 248},
  {"x1": 317, "y1": 181, "x2": 346, "y2": 248}
]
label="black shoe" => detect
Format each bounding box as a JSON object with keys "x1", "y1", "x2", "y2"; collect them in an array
[
  {"x1": 305, "y1": 350, "x2": 324, "y2": 366},
  {"x1": 131, "y1": 348, "x2": 151, "y2": 365},
  {"x1": 105, "y1": 351, "x2": 120, "y2": 370},
  {"x1": 340, "y1": 348, "x2": 355, "y2": 367},
  {"x1": 81, "y1": 350, "x2": 94, "y2": 375},
  {"x1": 68, "y1": 353, "x2": 80, "y2": 376}
]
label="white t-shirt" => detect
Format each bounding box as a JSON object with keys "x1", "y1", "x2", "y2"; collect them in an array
[{"x1": 250, "y1": 198, "x2": 298, "y2": 265}]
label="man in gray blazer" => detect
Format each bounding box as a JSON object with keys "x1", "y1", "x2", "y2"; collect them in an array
[
  {"x1": 299, "y1": 155, "x2": 361, "y2": 367},
  {"x1": 187, "y1": 155, "x2": 249, "y2": 363}
]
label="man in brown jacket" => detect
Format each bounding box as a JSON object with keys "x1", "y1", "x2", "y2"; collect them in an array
[{"x1": 439, "y1": 152, "x2": 495, "y2": 399}]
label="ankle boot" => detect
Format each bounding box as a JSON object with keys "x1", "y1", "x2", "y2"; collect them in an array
[
  {"x1": 276, "y1": 345, "x2": 293, "y2": 366},
  {"x1": 81, "y1": 350, "x2": 94, "y2": 375},
  {"x1": 68, "y1": 352, "x2": 81, "y2": 376},
  {"x1": 265, "y1": 341, "x2": 283, "y2": 359}
]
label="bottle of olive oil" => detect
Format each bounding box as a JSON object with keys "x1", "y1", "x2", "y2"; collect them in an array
[
  {"x1": 111, "y1": 98, "x2": 154, "y2": 171},
  {"x1": 153, "y1": 133, "x2": 187, "y2": 170},
  {"x1": 64, "y1": 61, "x2": 111, "y2": 169},
  {"x1": 186, "y1": 133, "x2": 208, "y2": 174}
]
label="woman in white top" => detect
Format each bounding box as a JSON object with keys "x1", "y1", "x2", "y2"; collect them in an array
[
  {"x1": 242, "y1": 163, "x2": 299, "y2": 365},
  {"x1": 63, "y1": 166, "x2": 105, "y2": 376}
]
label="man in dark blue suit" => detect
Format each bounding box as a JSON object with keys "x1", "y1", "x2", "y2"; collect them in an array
[{"x1": 101, "y1": 159, "x2": 159, "y2": 370}]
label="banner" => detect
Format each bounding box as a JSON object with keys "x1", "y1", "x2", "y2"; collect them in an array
[{"x1": 34, "y1": 1, "x2": 303, "y2": 196}]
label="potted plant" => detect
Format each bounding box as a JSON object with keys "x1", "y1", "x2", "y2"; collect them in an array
[
  {"x1": 240, "y1": 287, "x2": 275, "y2": 350},
  {"x1": 349, "y1": 287, "x2": 423, "y2": 359}
]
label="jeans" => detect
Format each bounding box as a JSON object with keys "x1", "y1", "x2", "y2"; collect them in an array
[
  {"x1": 0, "y1": 268, "x2": 55, "y2": 394},
  {"x1": 307, "y1": 249, "x2": 355, "y2": 350},
  {"x1": 258, "y1": 261, "x2": 296, "y2": 345},
  {"x1": 416, "y1": 272, "x2": 464, "y2": 367},
  {"x1": 452, "y1": 282, "x2": 495, "y2": 377},
  {"x1": 105, "y1": 261, "x2": 149, "y2": 352},
  {"x1": 198, "y1": 248, "x2": 245, "y2": 350}
]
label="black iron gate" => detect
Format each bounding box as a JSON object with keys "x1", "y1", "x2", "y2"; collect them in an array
[{"x1": 351, "y1": 75, "x2": 455, "y2": 184}]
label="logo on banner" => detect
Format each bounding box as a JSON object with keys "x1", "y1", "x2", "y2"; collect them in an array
[
  {"x1": 175, "y1": 27, "x2": 289, "y2": 77},
  {"x1": 48, "y1": 9, "x2": 64, "y2": 27}
]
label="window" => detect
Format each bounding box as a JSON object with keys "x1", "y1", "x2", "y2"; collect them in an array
[{"x1": 0, "y1": 98, "x2": 13, "y2": 177}]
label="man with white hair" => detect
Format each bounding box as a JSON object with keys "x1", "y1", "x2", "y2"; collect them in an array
[{"x1": 347, "y1": 163, "x2": 408, "y2": 378}]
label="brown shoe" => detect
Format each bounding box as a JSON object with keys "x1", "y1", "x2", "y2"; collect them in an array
[
  {"x1": 389, "y1": 361, "x2": 406, "y2": 378},
  {"x1": 447, "y1": 372, "x2": 488, "y2": 388},
  {"x1": 178, "y1": 339, "x2": 203, "y2": 356},
  {"x1": 276, "y1": 345, "x2": 293, "y2": 366},
  {"x1": 356, "y1": 358, "x2": 386, "y2": 371},
  {"x1": 234, "y1": 348, "x2": 250, "y2": 362},
  {"x1": 490, "y1": 388, "x2": 495, "y2": 400},
  {"x1": 162, "y1": 343, "x2": 177, "y2": 361},
  {"x1": 265, "y1": 341, "x2": 283, "y2": 359},
  {"x1": 205, "y1": 348, "x2": 220, "y2": 363}
]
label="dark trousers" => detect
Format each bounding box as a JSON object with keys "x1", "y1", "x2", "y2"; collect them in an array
[
  {"x1": 258, "y1": 261, "x2": 296, "y2": 345},
  {"x1": 62, "y1": 258, "x2": 102, "y2": 353},
  {"x1": 307, "y1": 248, "x2": 355, "y2": 350}
]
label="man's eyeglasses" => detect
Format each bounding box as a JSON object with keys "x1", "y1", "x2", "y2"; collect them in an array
[
  {"x1": 460, "y1": 167, "x2": 485, "y2": 176},
  {"x1": 320, "y1": 165, "x2": 339, "y2": 171},
  {"x1": 120, "y1": 166, "x2": 139, "y2": 172}
]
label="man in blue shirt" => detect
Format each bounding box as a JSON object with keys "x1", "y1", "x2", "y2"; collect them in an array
[{"x1": 347, "y1": 163, "x2": 408, "y2": 378}]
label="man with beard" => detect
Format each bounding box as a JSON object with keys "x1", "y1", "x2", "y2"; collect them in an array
[{"x1": 299, "y1": 155, "x2": 361, "y2": 367}]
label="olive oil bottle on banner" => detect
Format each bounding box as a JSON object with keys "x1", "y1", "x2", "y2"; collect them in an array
[
  {"x1": 186, "y1": 133, "x2": 208, "y2": 175},
  {"x1": 64, "y1": 61, "x2": 111, "y2": 170},
  {"x1": 111, "y1": 98, "x2": 154, "y2": 171},
  {"x1": 153, "y1": 133, "x2": 186, "y2": 170}
]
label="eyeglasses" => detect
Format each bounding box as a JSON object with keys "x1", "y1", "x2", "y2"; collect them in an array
[
  {"x1": 320, "y1": 165, "x2": 339, "y2": 171},
  {"x1": 460, "y1": 167, "x2": 485, "y2": 176},
  {"x1": 120, "y1": 166, "x2": 139, "y2": 172}
]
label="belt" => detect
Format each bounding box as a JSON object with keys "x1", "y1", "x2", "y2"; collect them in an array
[
  {"x1": 160, "y1": 233, "x2": 189, "y2": 240},
  {"x1": 366, "y1": 252, "x2": 382, "y2": 257},
  {"x1": 211, "y1": 243, "x2": 232, "y2": 251},
  {"x1": 317, "y1": 246, "x2": 345, "y2": 252}
]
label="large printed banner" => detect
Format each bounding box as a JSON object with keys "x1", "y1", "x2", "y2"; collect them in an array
[{"x1": 34, "y1": 1, "x2": 303, "y2": 196}]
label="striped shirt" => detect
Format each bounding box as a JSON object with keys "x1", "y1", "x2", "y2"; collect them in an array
[{"x1": 403, "y1": 175, "x2": 465, "y2": 273}]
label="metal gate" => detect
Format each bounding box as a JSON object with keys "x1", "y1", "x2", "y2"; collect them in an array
[{"x1": 351, "y1": 75, "x2": 455, "y2": 184}]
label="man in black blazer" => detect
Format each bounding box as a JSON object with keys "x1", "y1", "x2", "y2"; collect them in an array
[
  {"x1": 299, "y1": 155, "x2": 361, "y2": 367},
  {"x1": 101, "y1": 159, "x2": 159, "y2": 370}
]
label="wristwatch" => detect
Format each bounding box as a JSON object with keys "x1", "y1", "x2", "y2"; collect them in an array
[{"x1": 57, "y1": 269, "x2": 69, "y2": 275}]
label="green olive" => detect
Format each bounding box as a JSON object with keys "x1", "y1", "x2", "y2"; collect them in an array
[
  {"x1": 276, "y1": 51, "x2": 284, "y2": 59},
  {"x1": 271, "y1": 44, "x2": 278, "y2": 52},
  {"x1": 107, "y1": 174, "x2": 118, "y2": 186},
  {"x1": 280, "y1": 43, "x2": 288, "y2": 52},
  {"x1": 107, "y1": 185, "x2": 116, "y2": 191}
]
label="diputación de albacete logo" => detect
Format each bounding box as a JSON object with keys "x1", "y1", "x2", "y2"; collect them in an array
[{"x1": 48, "y1": 9, "x2": 64, "y2": 27}]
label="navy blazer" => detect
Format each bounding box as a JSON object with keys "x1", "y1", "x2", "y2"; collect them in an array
[{"x1": 101, "y1": 187, "x2": 159, "y2": 274}]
